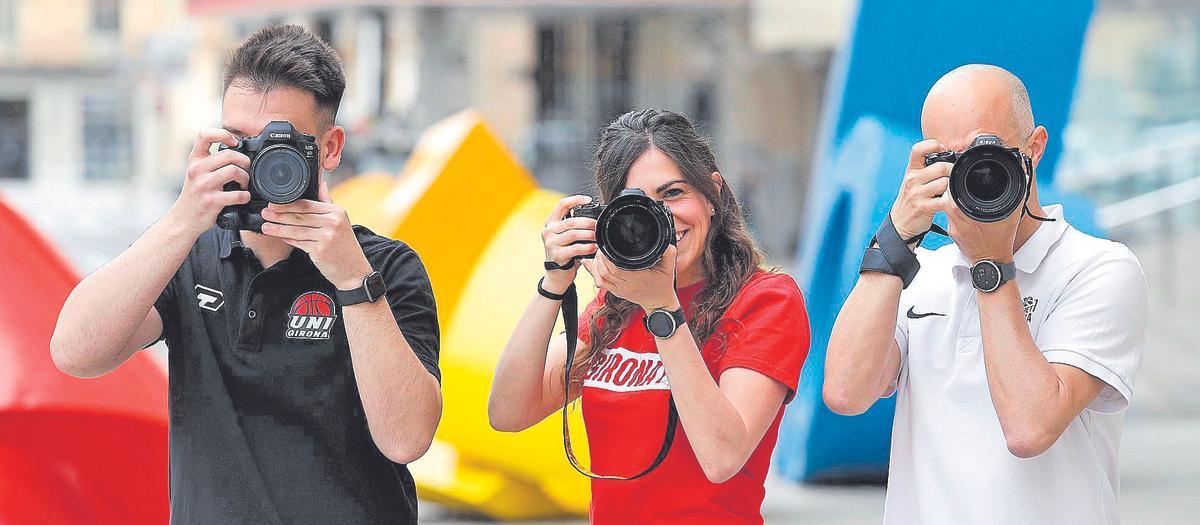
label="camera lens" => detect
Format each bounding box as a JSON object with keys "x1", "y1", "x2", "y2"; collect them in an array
[
  {"x1": 593, "y1": 190, "x2": 674, "y2": 270},
  {"x1": 965, "y1": 159, "x2": 1008, "y2": 201},
  {"x1": 252, "y1": 145, "x2": 310, "y2": 204},
  {"x1": 949, "y1": 144, "x2": 1027, "y2": 222},
  {"x1": 605, "y1": 206, "x2": 659, "y2": 260}
]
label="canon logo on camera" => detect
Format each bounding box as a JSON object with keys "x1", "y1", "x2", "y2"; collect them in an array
[{"x1": 269, "y1": 132, "x2": 291, "y2": 139}]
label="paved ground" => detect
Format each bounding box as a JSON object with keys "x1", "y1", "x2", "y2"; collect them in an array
[
  {"x1": 420, "y1": 414, "x2": 1197, "y2": 524},
  {"x1": 10, "y1": 189, "x2": 1195, "y2": 524}
]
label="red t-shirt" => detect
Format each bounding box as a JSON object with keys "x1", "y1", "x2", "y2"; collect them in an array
[{"x1": 576, "y1": 270, "x2": 810, "y2": 524}]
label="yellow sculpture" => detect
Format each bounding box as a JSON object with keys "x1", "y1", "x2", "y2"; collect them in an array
[{"x1": 332, "y1": 111, "x2": 594, "y2": 519}]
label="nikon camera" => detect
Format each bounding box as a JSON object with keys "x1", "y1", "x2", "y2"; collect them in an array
[
  {"x1": 216, "y1": 120, "x2": 320, "y2": 231},
  {"x1": 923, "y1": 134, "x2": 1033, "y2": 223},
  {"x1": 566, "y1": 188, "x2": 675, "y2": 271}
]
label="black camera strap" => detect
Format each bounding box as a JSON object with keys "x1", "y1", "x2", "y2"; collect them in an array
[
  {"x1": 860, "y1": 214, "x2": 943, "y2": 288},
  {"x1": 551, "y1": 277, "x2": 678, "y2": 481},
  {"x1": 1021, "y1": 154, "x2": 1057, "y2": 224}
]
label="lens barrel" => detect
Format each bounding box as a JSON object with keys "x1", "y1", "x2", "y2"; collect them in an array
[
  {"x1": 948, "y1": 144, "x2": 1027, "y2": 222},
  {"x1": 924, "y1": 136, "x2": 1028, "y2": 223},
  {"x1": 251, "y1": 144, "x2": 312, "y2": 204},
  {"x1": 567, "y1": 188, "x2": 675, "y2": 270}
]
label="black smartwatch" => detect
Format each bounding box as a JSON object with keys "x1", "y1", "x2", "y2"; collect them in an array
[
  {"x1": 643, "y1": 307, "x2": 686, "y2": 339},
  {"x1": 337, "y1": 270, "x2": 386, "y2": 306},
  {"x1": 970, "y1": 259, "x2": 1016, "y2": 293}
]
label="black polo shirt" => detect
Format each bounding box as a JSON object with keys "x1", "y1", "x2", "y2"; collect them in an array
[{"x1": 153, "y1": 226, "x2": 439, "y2": 524}]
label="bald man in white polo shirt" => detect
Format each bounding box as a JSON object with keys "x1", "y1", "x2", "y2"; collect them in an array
[{"x1": 823, "y1": 64, "x2": 1147, "y2": 524}]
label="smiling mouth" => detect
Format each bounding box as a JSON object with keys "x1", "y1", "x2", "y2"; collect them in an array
[{"x1": 675, "y1": 230, "x2": 688, "y2": 243}]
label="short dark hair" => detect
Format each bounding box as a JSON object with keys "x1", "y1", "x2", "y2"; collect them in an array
[{"x1": 223, "y1": 24, "x2": 346, "y2": 127}]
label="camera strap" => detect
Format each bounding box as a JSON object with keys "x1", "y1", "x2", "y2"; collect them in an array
[
  {"x1": 1021, "y1": 155, "x2": 1057, "y2": 224},
  {"x1": 860, "y1": 214, "x2": 943, "y2": 288},
  {"x1": 557, "y1": 281, "x2": 679, "y2": 480}
]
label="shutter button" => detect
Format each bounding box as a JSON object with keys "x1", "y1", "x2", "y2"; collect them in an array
[{"x1": 248, "y1": 310, "x2": 256, "y2": 319}]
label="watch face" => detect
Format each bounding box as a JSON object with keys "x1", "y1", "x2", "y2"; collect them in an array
[
  {"x1": 646, "y1": 310, "x2": 677, "y2": 338},
  {"x1": 365, "y1": 271, "x2": 386, "y2": 301},
  {"x1": 971, "y1": 261, "x2": 1001, "y2": 292}
]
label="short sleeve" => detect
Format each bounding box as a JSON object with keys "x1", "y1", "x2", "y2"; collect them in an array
[
  {"x1": 711, "y1": 274, "x2": 810, "y2": 403},
  {"x1": 380, "y1": 245, "x2": 442, "y2": 383},
  {"x1": 148, "y1": 273, "x2": 180, "y2": 348},
  {"x1": 883, "y1": 294, "x2": 911, "y2": 398},
  {"x1": 1036, "y1": 247, "x2": 1147, "y2": 413}
]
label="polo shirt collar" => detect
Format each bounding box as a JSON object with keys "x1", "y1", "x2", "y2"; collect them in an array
[
  {"x1": 951, "y1": 204, "x2": 1070, "y2": 274},
  {"x1": 218, "y1": 228, "x2": 245, "y2": 259}
]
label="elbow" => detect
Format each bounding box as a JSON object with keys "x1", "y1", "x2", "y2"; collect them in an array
[
  {"x1": 823, "y1": 383, "x2": 871, "y2": 416},
  {"x1": 49, "y1": 334, "x2": 97, "y2": 379},
  {"x1": 379, "y1": 437, "x2": 433, "y2": 465},
  {"x1": 698, "y1": 455, "x2": 743, "y2": 484},
  {"x1": 1004, "y1": 425, "x2": 1057, "y2": 459},
  {"x1": 486, "y1": 402, "x2": 531, "y2": 433}
]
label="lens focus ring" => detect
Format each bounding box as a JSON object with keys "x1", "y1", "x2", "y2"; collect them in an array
[{"x1": 251, "y1": 145, "x2": 310, "y2": 204}]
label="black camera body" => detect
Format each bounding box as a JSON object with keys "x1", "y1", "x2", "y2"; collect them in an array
[
  {"x1": 923, "y1": 134, "x2": 1032, "y2": 223},
  {"x1": 216, "y1": 120, "x2": 320, "y2": 232},
  {"x1": 567, "y1": 188, "x2": 676, "y2": 271}
]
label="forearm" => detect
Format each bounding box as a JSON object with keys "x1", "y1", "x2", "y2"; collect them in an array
[
  {"x1": 977, "y1": 283, "x2": 1068, "y2": 456},
  {"x1": 656, "y1": 321, "x2": 759, "y2": 483},
  {"x1": 488, "y1": 291, "x2": 565, "y2": 430},
  {"x1": 824, "y1": 272, "x2": 904, "y2": 413},
  {"x1": 343, "y1": 298, "x2": 442, "y2": 464},
  {"x1": 51, "y1": 208, "x2": 200, "y2": 375}
]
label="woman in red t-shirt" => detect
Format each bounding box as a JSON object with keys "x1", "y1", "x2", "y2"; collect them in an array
[{"x1": 489, "y1": 109, "x2": 810, "y2": 524}]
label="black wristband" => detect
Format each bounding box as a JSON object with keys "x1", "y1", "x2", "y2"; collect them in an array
[
  {"x1": 860, "y1": 215, "x2": 921, "y2": 288},
  {"x1": 537, "y1": 277, "x2": 571, "y2": 301},
  {"x1": 544, "y1": 260, "x2": 575, "y2": 271}
]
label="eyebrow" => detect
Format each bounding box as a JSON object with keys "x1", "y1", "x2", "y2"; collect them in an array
[{"x1": 655, "y1": 179, "x2": 689, "y2": 194}]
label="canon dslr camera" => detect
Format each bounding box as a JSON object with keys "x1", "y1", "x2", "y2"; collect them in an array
[
  {"x1": 923, "y1": 134, "x2": 1033, "y2": 222},
  {"x1": 216, "y1": 120, "x2": 320, "y2": 231},
  {"x1": 566, "y1": 188, "x2": 675, "y2": 271}
]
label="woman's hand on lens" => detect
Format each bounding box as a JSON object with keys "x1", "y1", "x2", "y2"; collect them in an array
[
  {"x1": 541, "y1": 195, "x2": 598, "y2": 292},
  {"x1": 581, "y1": 246, "x2": 680, "y2": 313}
]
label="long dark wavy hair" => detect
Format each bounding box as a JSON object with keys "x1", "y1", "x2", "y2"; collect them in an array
[{"x1": 568, "y1": 108, "x2": 767, "y2": 384}]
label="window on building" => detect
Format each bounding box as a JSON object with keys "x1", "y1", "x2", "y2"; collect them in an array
[
  {"x1": 0, "y1": 100, "x2": 28, "y2": 180},
  {"x1": 93, "y1": 0, "x2": 119, "y2": 33},
  {"x1": 82, "y1": 93, "x2": 131, "y2": 181},
  {"x1": 534, "y1": 21, "x2": 568, "y2": 121},
  {"x1": 314, "y1": 13, "x2": 335, "y2": 46},
  {"x1": 0, "y1": 0, "x2": 16, "y2": 39},
  {"x1": 593, "y1": 17, "x2": 635, "y2": 123}
]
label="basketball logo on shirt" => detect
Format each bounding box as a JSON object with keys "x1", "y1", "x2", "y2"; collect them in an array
[
  {"x1": 287, "y1": 291, "x2": 337, "y2": 340},
  {"x1": 582, "y1": 347, "x2": 671, "y2": 392}
]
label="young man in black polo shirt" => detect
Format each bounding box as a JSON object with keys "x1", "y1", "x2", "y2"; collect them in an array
[{"x1": 50, "y1": 25, "x2": 442, "y2": 524}]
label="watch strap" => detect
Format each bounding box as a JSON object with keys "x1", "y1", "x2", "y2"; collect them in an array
[
  {"x1": 336, "y1": 271, "x2": 384, "y2": 306},
  {"x1": 643, "y1": 307, "x2": 686, "y2": 339},
  {"x1": 971, "y1": 259, "x2": 1017, "y2": 292}
]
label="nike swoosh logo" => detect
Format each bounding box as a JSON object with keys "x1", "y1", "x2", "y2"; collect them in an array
[{"x1": 907, "y1": 306, "x2": 945, "y2": 319}]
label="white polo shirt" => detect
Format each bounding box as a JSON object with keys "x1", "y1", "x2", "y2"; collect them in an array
[{"x1": 883, "y1": 204, "x2": 1147, "y2": 525}]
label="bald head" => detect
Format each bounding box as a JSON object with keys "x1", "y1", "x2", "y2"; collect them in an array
[{"x1": 921, "y1": 64, "x2": 1035, "y2": 150}]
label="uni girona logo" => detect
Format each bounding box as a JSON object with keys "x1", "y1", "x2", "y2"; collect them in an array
[
  {"x1": 583, "y1": 347, "x2": 671, "y2": 392},
  {"x1": 287, "y1": 291, "x2": 337, "y2": 340}
]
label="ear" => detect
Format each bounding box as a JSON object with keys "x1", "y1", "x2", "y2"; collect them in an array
[
  {"x1": 708, "y1": 171, "x2": 723, "y2": 216},
  {"x1": 1026, "y1": 125, "x2": 1048, "y2": 172},
  {"x1": 319, "y1": 125, "x2": 346, "y2": 172}
]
